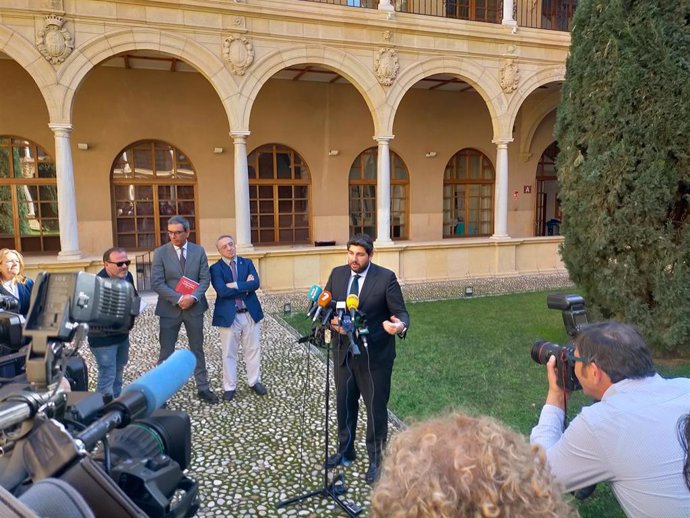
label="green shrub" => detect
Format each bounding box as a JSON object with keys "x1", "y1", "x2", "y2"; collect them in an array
[{"x1": 555, "y1": 0, "x2": 690, "y2": 354}]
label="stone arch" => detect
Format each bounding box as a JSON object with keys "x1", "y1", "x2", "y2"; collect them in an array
[
  {"x1": 385, "y1": 57, "x2": 506, "y2": 139},
  {"x1": 237, "y1": 44, "x2": 384, "y2": 134},
  {"x1": 0, "y1": 25, "x2": 56, "y2": 116},
  {"x1": 518, "y1": 88, "x2": 561, "y2": 161},
  {"x1": 505, "y1": 65, "x2": 566, "y2": 138},
  {"x1": 53, "y1": 28, "x2": 238, "y2": 127}
]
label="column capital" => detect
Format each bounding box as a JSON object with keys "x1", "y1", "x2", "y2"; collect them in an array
[
  {"x1": 48, "y1": 123, "x2": 73, "y2": 134},
  {"x1": 373, "y1": 135, "x2": 394, "y2": 144},
  {"x1": 492, "y1": 137, "x2": 514, "y2": 146},
  {"x1": 230, "y1": 130, "x2": 251, "y2": 142}
]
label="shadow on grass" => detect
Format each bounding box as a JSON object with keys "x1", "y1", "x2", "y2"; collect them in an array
[{"x1": 281, "y1": 289, "x2": 690, "y2": 518}]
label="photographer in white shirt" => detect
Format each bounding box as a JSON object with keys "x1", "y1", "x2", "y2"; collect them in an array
[{"x1": 531, "y1": 321, "x2": 690, "y2": 518}]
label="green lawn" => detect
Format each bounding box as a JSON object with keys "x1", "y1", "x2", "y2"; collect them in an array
[{"x1": 282, "y1": 290, "x2": 690, "y2": 518}]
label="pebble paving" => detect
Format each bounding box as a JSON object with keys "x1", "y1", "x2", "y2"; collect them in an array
[{"x1": 82, "y1": 272, "x2": 572, "y2": 517}]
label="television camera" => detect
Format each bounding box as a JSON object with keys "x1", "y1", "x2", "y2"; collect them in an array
[
  {"x1": 531, "y1": 294, "x2": 589, "y2": 392},
  {"x1": 0, "y1": 272, "x2": 199, "y2": 517}
]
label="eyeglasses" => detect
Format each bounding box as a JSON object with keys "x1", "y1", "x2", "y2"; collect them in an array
[
  {"x1": 168, "y1": 230, "x2": 187, "y2": 236},
  {"x1": 107, "y1": 260, "x2": 131, "y2": 267},
  {"x1": 567, "y1": 350, "x2": 589, "y2": 363}
]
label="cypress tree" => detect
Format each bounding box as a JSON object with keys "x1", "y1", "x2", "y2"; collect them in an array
[{"x1": 555, "y1": 0, "x2": 690, "y2": 353}]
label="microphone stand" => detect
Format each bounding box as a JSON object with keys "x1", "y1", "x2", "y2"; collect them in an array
[{"x1": 277, "y1": 323, "x2": 362, "y2": 517}]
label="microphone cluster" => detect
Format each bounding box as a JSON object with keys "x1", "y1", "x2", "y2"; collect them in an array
[{"x1": 304, "y1": 285, "x2": 369, "y2": 354}]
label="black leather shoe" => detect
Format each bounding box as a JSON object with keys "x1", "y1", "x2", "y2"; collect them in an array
[
  {"x1": 365, "y1": 463, "x2": 380, "y2": 485},
  {"x1": 326, "y1": 452, "x2": 355, "y2": 469},
  {"x1": 197, "y1": 389, "x2": 219, "y2": 404},
  {"x1": 223, "y1": 390, "x2": 236, "y2": 402},
  {"x1": 250, "y1": 383, "x2": 268, "y2": 396}
]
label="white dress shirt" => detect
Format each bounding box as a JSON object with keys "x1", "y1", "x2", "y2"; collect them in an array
[{"x1": 531, "y1": 374, "x2": 690, "y2": 517}]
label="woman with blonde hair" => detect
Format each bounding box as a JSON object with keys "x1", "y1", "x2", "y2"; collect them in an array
[
  {"x1": 371, "y1": 412, "x2": 579, "y2": 518},
  {"x1": 0, "y1": 248, "x2": 34, "y2": 317}
]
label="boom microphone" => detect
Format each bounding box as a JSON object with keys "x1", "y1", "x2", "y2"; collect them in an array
[
  {"x1": 312, "y1": 290, "x2": 332, "y2": 323},
  {"x1": 306, "y1": 285, "x2": 322, "y2": 317},
  {"x1": 77, "y1": 350, "x2": 196, "y2": 450}
]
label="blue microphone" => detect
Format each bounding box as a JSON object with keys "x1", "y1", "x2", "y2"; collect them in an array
[
  {"x1": 121, "y1": 349, "x2": 196, "y2": 415},
  {"x1": 77, "y1": 350, "x2": 196, "y2": 450}
]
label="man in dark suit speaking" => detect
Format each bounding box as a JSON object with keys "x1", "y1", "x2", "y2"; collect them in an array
[
  {"x1": 151, "y1": 215, "x2": 218, "y2": 404},
  {"x1": 210, "y1": 234, "x2": 267, "y2": 402},
  {"x1": 325, "y1": 233, "x2": 409, "y2": 485}
]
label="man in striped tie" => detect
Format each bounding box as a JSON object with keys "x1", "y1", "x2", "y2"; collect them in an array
[{"x1": 210, "y1": 235, "x2": 266, "y2": 402}]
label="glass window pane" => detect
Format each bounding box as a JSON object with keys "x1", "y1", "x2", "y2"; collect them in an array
[
  {"x1": 37, "y1": 161, "x2": 56, "y2": 179},
  {"x1": 133, "y1": 147, "x2": 153, "y2": 178},
  {"x1": 362, "y1": 153, "x2": 376, "y2": 180},
  {"x1": 155, "y1": 147, "x2": 173, "y2": 177},
  {"x1": 258, "y1": 153, "x2": 274, "y2": 179},
  {"x1": 0, "y1": 147, "x2": 9, "y2": 178},
  {"x1": 276, "y1": 152, "x2": 292, "y2": 179}
]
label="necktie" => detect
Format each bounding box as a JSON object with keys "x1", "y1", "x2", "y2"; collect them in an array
[
  {"x1": 179, "y1": 247, "x2": 186, "y2": 273},
  {"x1": 349, "y1": 274, "x2": 360, "y2": 297},
  {"x1": 230, "y1": 260, "x2": 245, "y2": 309}
]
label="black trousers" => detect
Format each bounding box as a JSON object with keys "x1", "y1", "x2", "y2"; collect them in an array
[{"x1": 333, "y1": 352, "x2": 392, "y2": 465}]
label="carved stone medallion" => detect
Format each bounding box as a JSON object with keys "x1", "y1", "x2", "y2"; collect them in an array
[
  {"x1": 222, "y1": 35, "x2": 254, "y2": 76},
  {"x1": 374, "y1": 48, "x2": 399, "y2": 87},
  {"x1": 36, "y1": 14, "x2": 73, "y2": 65},
  {"x1": 500, "y1": 59, "x2": 520, "y2": 94}
]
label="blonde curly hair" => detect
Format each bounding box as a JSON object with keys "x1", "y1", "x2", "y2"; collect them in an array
[{"x1": 370, "y1": 413, "x2": 579, "y2": 518}]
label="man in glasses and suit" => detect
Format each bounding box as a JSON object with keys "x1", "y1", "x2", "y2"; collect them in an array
[
  {"x1": 88, "y1": 246, "x2": 137, "y2": 402},
  {"x1": 210, "y1": 234, "x2": 267, "y2": 402},
  {"x1": 152, "y1": 215, "x2": 218, "y2": 404}
]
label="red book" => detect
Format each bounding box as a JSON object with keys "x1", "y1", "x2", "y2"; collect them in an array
[{"x1": 175, "y1": 276, "x2": 200, "y2": 295}]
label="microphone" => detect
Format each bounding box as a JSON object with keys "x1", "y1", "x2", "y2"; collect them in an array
[
  {"x1": 77, "y1": 350, "x2": 196, "y2": 450},
  {"x1": 312, "y1": 290, "x2": 332, "y2": 323},
  {"x1": 336, "y1": 300, "x2": 346, "y2": 321},
  {"x1": 306, "y1": 285, "x2": 322, "y2": 317},
  {"x1": 346, "y1": 294, "x2": 359, "y2": 321},
  {"x1": 320, "y1": 301, "x2": 336, "y2": 327},
  {"x1": 340, "y1": 314, "x2": 360, "y2": 356}
]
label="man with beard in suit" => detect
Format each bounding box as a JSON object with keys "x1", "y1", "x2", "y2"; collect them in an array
[{"x1": 325, "y1": 233, "x2": 409, "y2": 485}]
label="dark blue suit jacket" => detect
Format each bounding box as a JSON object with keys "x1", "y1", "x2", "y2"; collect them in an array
[
  {"x1": 0, "y1": 278, "x2": 34, "y2": 317},
  {"x1": 210, "y1": 257, "x2": 264, "y2": 327},
  {"x1": 325, "y1": 262, "x2": 409, "y2": 368}
]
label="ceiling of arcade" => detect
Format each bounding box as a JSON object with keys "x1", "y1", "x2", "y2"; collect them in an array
[{"x1": 0, "y1": 48, "x2": 562, "y2": 95}]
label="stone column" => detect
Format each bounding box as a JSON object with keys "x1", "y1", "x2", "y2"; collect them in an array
[
  {"x1": 502, "y1": 0, "x2": 516, "y2": 26},
  {"x1": 375, "y1": 136, "x2": 393, "y2": 245},
  {"x1": 491, "y1": 138, "x2": 512, "y2": 239},
  {"x1": 49, "y1": 123, "x2": 82, "y2": 260},
  {"x1": 378, "y1": 0, "x2": 394, "y2": 12},
  {"x1": 231, "y1": 131, "x2": 253, "y2": 252}
]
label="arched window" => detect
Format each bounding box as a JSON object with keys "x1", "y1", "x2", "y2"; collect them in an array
[
  {"x1": 0, "y1": 136, "x2": 59, "y2": 252},
  {"x1": 535, "y1": 141, "x2": 561, "y2": 236},
  {"x1": 443, "y1": 148, "x2": 494, "y2": 237},
  {"x1": 111, "y1": 140, "x2": 197, "y2": 250},
  {"x1": 349, "y1": 148, "x2": 409, "y2": 239},
  {"x1": 247, "y1": 144, "x2": 311, "y2": 245}
]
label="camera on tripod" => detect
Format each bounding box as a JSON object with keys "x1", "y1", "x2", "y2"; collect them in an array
[
  {"x1": 531, "y1": 294, "x2": 589, "y2": 392},
  {"x1": 0, "y1": 272, "x2": 199, "y2": 518}
]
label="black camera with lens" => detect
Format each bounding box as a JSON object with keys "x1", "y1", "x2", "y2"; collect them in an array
[
  {"x1": 531, "y1": 294, "x2": 589, "y2": 392},
  {"x1": 0, "y1": 272, "x2": 199, "y2": 518}
]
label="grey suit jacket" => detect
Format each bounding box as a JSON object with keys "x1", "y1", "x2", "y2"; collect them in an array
[{"x1": 151, "y1": 241, "x2": 210, "y2": 317}]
